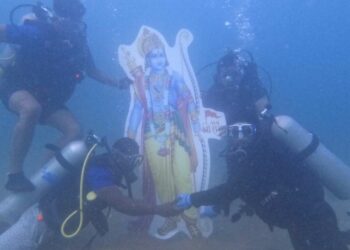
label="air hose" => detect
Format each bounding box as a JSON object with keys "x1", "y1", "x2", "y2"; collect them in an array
[{"x1": 60, "y1": 142, "x2": 98, "y2": 238}]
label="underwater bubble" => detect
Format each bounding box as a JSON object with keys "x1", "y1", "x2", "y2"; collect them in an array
[
  {"x1": 224, "y1": 21, "x2": 233, "y2": 29},
  {"x1": 222, "y1": 0, "x2": 234, "y2": 9}
]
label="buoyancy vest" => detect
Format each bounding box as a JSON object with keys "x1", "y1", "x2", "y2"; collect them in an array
[
  {"x1": 39, "y1": 154, "x2": 125, "y2": 237},
  {"x1": 7, "y1": 19, "x2": 89, "y2": 87},
  {"x1": 227, "y1": 127, "x2": 321, "y2": 228}
]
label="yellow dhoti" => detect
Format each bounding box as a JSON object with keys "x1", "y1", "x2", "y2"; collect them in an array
[{"x1": 145, "y1": 133, "x2": 197, "y2": 220}]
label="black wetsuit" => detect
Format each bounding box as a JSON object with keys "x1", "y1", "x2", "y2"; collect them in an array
[
  {"x1": 204, "y1": 71, "x2": 268, "y2": 125},
  {"x1": 0, "y1": 19, "x2": 94, "y2": 120},
  {"x1": 200, "y1": 74, "x2": 348, "y2": 249},
  {"x1": 191, "y1": 129, "x2": 347, "y2": 250}
]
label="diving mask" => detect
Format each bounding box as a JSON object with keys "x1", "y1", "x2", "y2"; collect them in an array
[
  {"x1": 227, "y1": 122, "x2": 256, "y2": 140},
  {"x1": 226, "y1": 122, "x2": 257, "y2": 163},
  {"x1": 112, "y1": 148, "x2": 143, "y2": 184}
]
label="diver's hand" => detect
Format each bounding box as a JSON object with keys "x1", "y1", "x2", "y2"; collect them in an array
[
  {"x1": 154, "y1": 201, "x2": 183, "y2": 217},
  {"x1": 117, "y1": 77, "x2": 132, "y2": 89},
  {"x1": 175, "y1": 194, "x2": 192, "y2": 209}
]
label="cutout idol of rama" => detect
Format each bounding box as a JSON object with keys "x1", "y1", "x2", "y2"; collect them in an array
[{"x1": 118, "y1": 26, "x2": 225, "y2": 239}]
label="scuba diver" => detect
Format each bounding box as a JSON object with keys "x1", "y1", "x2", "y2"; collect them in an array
[
  {"x1": 0, "y1": 0, "x2": 131, "y2": 192},
  {"x1": 175, "y1": 51, "x2": 350, "y2": 249},
  {"x1": 0, "y1": 137, "x2": 180, "y2": 250},
  {"x1": 203, "y1": 50, "x2": 270, "y2": 125}
]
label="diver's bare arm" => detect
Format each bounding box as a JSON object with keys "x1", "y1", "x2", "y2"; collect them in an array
[
  {"x1": 87, "y1": 66, "x2": 121, "y2": 87},
  {"x1": 96, "y1": 186, "x2": 179, "y2": 217},
  {"x1": 85, "y1": 47, "x2": 124, "y2": 88},
  {"x1": 0, "y1": 25, "x2": 7, "y2": 42},
  {"x1": 96, "y1": 186, "x2": 155, "y2": 215}
]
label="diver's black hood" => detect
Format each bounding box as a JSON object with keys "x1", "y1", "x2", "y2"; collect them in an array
[
  {"x1": 209, "y1": 50, "x2": 267, "y2": 125},
  {"x1": 207, "y1": 82, "x2": 260, "y2": 125},
  {"x1": 53, "y1": 0, "x2": 86, "y2": 20}
]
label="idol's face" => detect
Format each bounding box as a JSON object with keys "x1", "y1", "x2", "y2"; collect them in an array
[{"x1": 147, "y1": 48, "x2": 167, "y2": 72}]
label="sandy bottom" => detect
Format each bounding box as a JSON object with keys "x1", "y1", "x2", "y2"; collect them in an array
[
  {"x1": 43, "y1": 196, "x2": 350, "y2": 250},
  {"x1": 45, "y1": 210, "x2": 292, "y2": 250}
]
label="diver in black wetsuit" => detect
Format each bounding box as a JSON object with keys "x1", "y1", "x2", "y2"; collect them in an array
[
  {"x1": 203, "y1": 50, "x2": 270, "y2": 125},
  {"x1": 176, "y1": 51, "x2": 350, "y2": 250},
  {"x1": 0, "y1": 0, "x2": 130, "y2": 192}
]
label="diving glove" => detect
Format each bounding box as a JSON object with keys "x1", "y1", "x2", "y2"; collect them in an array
[{"x1": 175, "y1": 194, "x2": 192, "y2": 209}]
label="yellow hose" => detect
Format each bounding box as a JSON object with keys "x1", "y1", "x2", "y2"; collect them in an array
[{"x1": 60, "y1": 143, "x2": 98, "y2": 238}]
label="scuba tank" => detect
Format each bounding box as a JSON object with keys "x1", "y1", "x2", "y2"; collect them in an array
[
  {"x1": 0, "y1": 133, "x2": 101, "y2": 234},
  {"x1": 271, "y1": 115, "x2": 350, "y2": 200}
]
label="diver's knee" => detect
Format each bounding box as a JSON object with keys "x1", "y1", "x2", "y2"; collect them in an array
[
  {"x1": 19, "y1": 103, "x2": 42, "y2": 124},
  {"x1": 64, "y1": 123, "x2": 83, "y2": 141},
  {"x1": 60, "y1": 122, "x2": 83, "y2": 141}
]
